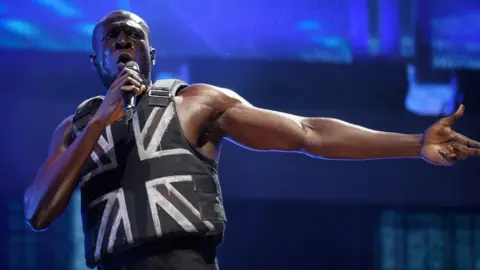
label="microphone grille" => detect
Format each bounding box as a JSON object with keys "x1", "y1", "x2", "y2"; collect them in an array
[{"x1": 125, "y1": 61, "x2": 140, "y2": 73}]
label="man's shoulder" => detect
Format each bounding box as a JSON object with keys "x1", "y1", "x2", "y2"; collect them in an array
[
  {"x1": 179, "y1": 83, "x2": 239, "y2": 100},
  {"x1": 52, "y1": 115, "x2": 74, "y2": 137},
  {"x1": 60, "y1": 115, "x2": 74, "y2": 126},
  {"x1": 178, "y1": 83, "x2": 247, "y2": 111}
]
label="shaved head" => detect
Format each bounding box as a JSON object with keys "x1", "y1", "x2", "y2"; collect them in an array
[{"x1": 92, "y1": 10, "x2": 151, "y2": 49}]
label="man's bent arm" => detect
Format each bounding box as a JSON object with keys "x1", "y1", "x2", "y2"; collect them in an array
[
  {"x1": 199, "y1": 84, "x2": 422, "y2": 160},
  {"x1": 24, "y1": 116, "x2": 106, "y2": 231}
]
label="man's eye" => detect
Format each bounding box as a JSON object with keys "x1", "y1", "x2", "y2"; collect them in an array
[
  {"x1": 102, "y1": 33, "x2": 113, "y2": 41},
  {"x1": 132, "y1": 32, "x2": 143, "y2": 38}
]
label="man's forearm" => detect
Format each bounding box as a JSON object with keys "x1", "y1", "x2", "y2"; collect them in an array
[
  {"x1": 25, "y1": 117, "x2": 106, "y2": 230},
  {"x1": 302, "y1": 117, "x2": 422, "y2": 160}
]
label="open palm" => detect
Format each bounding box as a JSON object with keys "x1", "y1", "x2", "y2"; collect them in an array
[{"x1": 421, "y1": 105, "x2": 480, "y2": 166}]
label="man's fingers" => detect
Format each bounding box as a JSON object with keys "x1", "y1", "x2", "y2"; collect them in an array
[
  {"x1": 116, "y1": 67, "x2": 143, "y2": 83},
  {"x1": 124, "y1": 84, "x2": 146, "y2": 95},
  {"x1": 139, "y1": 84, "x2": 147, "y2": 94},
  {"x1": 112, "y1": 71, "x2": 143, "y2": 90},
  {"x1": 439, "y1": 104, "x2": 464, "y2": 126},
  {"x1": 113, "y1": 72, "x2": 131, "y2": 86},
  {"x1": 454, "y1": 133, "x2": 480, "y2": 149},
  {"x1": 127, "y1": 77, "x2": 142, "y2": 87},
  {"x1": 121, "y1": 85, "x2": 140, "y2": 93},
  {"x1": 454, "y1": 104, "x2": 465, "y2": 118},
  {"x1": 126, "y1": 69, "x2": 143, "y2": 83},
  {"x1": 452, "y1": 144, "x2": 470, "y2": 160},
  {"x1": 453, "y1": 144, "x2": 480, "y2": 159},
  {"x1": 439, "y1": 150, "x2": 456, "y2": 166},
  {"x1": 121, "y1": 67, "x2": 143, "y2": 82}
]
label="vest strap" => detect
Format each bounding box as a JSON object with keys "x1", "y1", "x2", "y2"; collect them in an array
[
  {"x1": 148, "y1": 79, "x2": 188, "y2": 107},
  {"x1": 72, "y1": 96, "x2": 104, "y2": 135}
]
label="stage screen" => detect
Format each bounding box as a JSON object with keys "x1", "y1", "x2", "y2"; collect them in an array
[{"x1": 0, "y1": 0, "x2": 477, "y2": 68}]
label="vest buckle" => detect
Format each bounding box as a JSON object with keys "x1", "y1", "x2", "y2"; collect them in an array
[{"x1": 148, "y1": 88, "x2": 171, "y2": 107}]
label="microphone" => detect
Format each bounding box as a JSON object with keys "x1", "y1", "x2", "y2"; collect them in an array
[{"x1": 123, "y1": 61, "x2": 140, "y2": 112}]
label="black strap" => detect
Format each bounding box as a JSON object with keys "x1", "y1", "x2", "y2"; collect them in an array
[
  {"x1": 148, "y1": 79, "x2": 188, "y2": 107},
  {"x1": 72, "y1": 96, "x2": 104, "y2": 135}
]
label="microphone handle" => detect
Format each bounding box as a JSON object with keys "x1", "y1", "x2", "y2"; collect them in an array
[
  {"x1": 124, "y1": 92, "x2": 136, "y2": 111},
  {"x1": 123, "y1": 92, "x2": 135, "y2": 123}
]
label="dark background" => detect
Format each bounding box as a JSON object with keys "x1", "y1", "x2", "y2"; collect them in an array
[{"x1": 1, "y1": 0, "x2": 480, "y2": 269}]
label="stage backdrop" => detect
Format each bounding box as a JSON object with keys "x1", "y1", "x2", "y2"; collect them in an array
[
  {"x1": 0, "y1": 50, "x2": 479, "y2": 269},
  {"x1": 1, "y1": 0, "x2": 480, "y2": 68}
]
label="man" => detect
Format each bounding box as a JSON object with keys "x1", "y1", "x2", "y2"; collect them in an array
[{"x1": 24, "y1": 10, "x2": 479, "y2": 270}]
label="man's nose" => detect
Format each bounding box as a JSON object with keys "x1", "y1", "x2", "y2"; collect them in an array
[{"x1": 115, "y1": 32, "x2": 133, "y2": 50}]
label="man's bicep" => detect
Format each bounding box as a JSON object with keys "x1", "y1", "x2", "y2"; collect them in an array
[
  {"x1": 217, "y1": 103, "x2": 307, "y2": 152},
  {"x1": 195, "y1": 84, "x2": 308, "y2": 152}
]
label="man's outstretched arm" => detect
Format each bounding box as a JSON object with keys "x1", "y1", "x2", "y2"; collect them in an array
[{"x1": 195, "y1": 84, "x2": 479, "y2": 164}]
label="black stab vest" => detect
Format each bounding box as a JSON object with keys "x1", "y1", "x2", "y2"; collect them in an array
[{"x1": 72, "y1": 80, "x2": 226, "y2": 268}]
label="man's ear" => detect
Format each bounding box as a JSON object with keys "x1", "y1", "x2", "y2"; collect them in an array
[
  {"x1": 150, "y1": 47, "x2": 156, "y2": 66},
  {"x1": 90, "y1": 54, "x2": 98, "y2": 71}
]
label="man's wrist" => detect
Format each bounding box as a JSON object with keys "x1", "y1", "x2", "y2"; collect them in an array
[
  {"x1": 89, "y1": 116, "x2": 109, "y2": 129},
  {"x1": 410, "y1": 134, "x2": 424, "y2": 158}
]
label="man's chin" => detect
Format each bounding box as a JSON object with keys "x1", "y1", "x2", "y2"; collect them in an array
[{"x1": 117, "y1": 62, "x2": 126, "y2": 70}]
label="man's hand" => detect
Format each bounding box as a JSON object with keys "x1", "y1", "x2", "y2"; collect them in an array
[
  {"x1": 94, "y1": 64, "x2": 146, "y2": 125},
  {"x1": 421, "y1": 105, "x2": 480, "y2": 165}
]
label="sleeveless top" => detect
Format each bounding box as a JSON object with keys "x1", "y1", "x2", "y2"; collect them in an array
[{"x1": 71, "y1": 80, "x2": 226, "y2": 268}]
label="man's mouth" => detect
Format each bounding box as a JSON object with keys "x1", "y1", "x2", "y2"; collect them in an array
[{"x1": 117, "y1": 52, "x2": 134, "y2": 64}]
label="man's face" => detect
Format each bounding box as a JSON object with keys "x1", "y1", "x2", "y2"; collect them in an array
[{"x1": 92, "y1": 15, "x2": 152, "y2": 88}]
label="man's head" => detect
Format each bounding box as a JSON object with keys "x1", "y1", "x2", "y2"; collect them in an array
[{"x1": 90, "y1": 10, "x2": 155, "y2": 88}]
